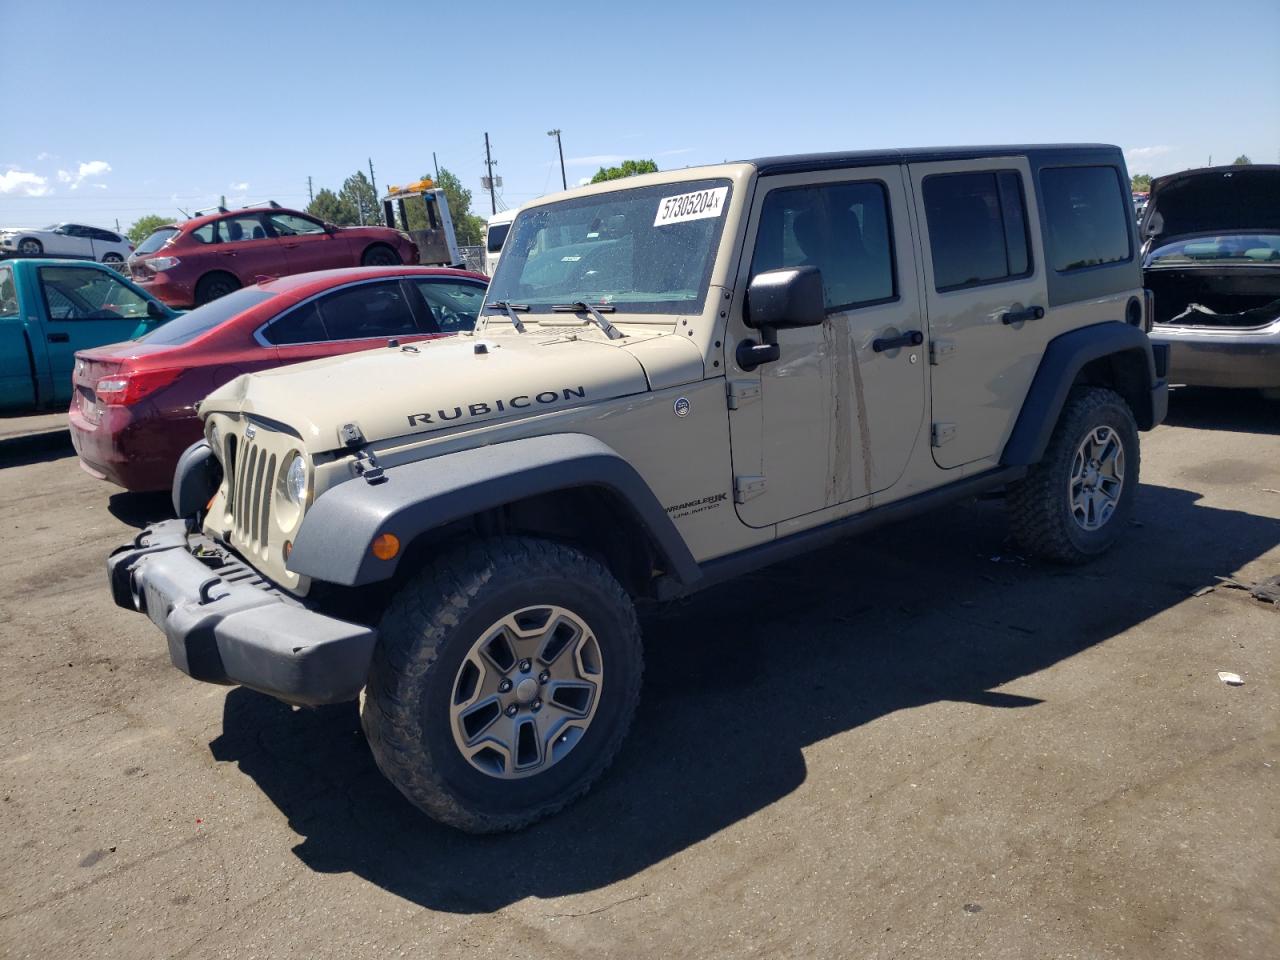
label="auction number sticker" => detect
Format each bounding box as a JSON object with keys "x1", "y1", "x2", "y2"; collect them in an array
[{"x1": 654, "y1": 186, "x2": 728, "y2": 227}]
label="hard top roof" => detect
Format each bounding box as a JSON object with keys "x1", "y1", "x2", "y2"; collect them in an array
[{"x1": 748, "y1": 143, "x2": 1122, "y2": 176}]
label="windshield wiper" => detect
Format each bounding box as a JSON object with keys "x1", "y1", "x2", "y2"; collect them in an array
[
  {"x1": 553, "y1": 301, "x2": 623, "y2": 340},
  {"x1": 484, "y1": 300, "x2": 529, "y2": 333}
]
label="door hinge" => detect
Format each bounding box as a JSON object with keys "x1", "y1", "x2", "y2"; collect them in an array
[
  {"x1": 726, "y1": 380, "x2": 761, "y2": 409},
  {"x1": 931, "y1": 423, "x2": 957, "y2": 447},
  {"x1": 929, "y1": 339, "x2": 956, "y2": 365},
  {"x1": 734, "y1": 475, "x2": 767, "y2": 503}
]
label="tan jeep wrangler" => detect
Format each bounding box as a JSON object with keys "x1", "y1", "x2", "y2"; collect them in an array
[{"x1": 110, "y1": 144, "x2": 1168, "y2": 832}]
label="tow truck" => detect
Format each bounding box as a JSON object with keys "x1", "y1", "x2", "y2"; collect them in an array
[{"x1": 381, "y1": 179, "x2": 463, "y2": 268}]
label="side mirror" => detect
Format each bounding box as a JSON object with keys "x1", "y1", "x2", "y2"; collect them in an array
[
  {"x1": 745, "y1": 266, "x2": 826, "y2": 330},
  {"x1": 737, "y1": 266, "x2": 826, "y2": 371},
  {"x1": 146, "y1": 299, "x2": 167, "y2": 320},
  {"x1": 324, "y1": 222, "x2": 339, "y2": 233}
]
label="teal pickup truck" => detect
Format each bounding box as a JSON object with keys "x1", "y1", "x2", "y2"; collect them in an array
[{"x1": 0, "y1": 258, "x2": 179, "y2": 411}]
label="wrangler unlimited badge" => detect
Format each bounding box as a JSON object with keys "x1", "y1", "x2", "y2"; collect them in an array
[{"x1": 407, "y1": 386, "x2": 587, "y2": 427}]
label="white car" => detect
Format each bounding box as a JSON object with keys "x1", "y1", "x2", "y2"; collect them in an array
[
  {"x1": 483, "y1": 206, "x2": 519, "y2": 276},
  {"x1": 0, "y1": 223, "x2": 133, "y2": 263}
]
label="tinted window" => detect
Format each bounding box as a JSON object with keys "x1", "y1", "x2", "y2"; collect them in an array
[
  {"x1": 1040, "y1": 166, "x2": 1131, "y2": 271},
  {"x1": 39, "y1": 267, "x2": 151, "y2": 320},
  {"x1": 0, "y1": 266, "x2": 16, "y2": 316},
  {"x1": 486, "y1": 221, "x2": 511, "y2": 253},
  {"x1": 90, "y1": 228, "x2": 121, "y2": 243},
  {"x1": 751, "y1": 180, "x2": 896, "y2": 311},
  {"x1": 139, "y1": 288, "x2": 275, "y2": 345},
  {"x1": 219, "y1": 214, "x2": 270, "y2": 243},
  {"x1": 135, "y1": 228, "x2": 177, "y2": 254},
  {"x1": 923, "y1": 171, "x2": 1032, "y2": 291},
  {"x1": 412, "y1": 279, "x2": 484, "y2": 333},
  {"x1": 268, "y1": 213, "x2": 325, "y2": 236},
  {"x1": 320, "y1": 281, "x2": 419, "y2": 340},
  {"x1": 263, "y1": 300, "x2": 327, "y2": 345}
]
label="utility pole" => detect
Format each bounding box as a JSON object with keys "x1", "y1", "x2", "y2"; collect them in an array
[
  {"x1": 483, "y1": 133, "x2": 498, "y2": 214},
  {"x1": 548, "y1": 129, "x2": 567, "y2": 190},
  {"x1": 307, "y1": 176, "x2": 314, "y2": 204},
  {"x1": 114, "y1": 218, "x2": 121, "y2": 233},
  {"x1": 433, "y1": 152, "x2": 440, "y2": 181},
  {"x1": 368, "y1": 158, "x2": 378, "y2": 202}
]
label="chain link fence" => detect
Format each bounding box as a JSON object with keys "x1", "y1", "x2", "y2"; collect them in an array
[{"x1": 456, "y1": 245, "x2": 485, "y2": 274}]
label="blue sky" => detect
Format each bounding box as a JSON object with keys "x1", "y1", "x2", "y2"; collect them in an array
[{"x1": 3, "y1": 0, "x2": 1277, "y2": 231}]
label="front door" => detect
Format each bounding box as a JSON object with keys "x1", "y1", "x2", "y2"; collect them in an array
[
  {"x1": 267, "y1": 212, "x2": 349, "y2": 273},
  {"x1": 213, "y1": 213, "x2": 288, "y2": 283},
  {"x1": 48, "y1": 225, "x2": 95, "y2": 259},
  {"x1": 907, "y1": 158, "x2": 1049, "y2": 468},
  {"x1": 727, "y1": 166, "x2": 927, "y2": 528}
]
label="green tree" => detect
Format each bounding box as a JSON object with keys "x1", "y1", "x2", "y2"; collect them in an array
[
  {"x1": 126, "y1": 214, "x2": 171, "y2": 245},
  {"x1": 1233, "y1": 154, "x2": 1252, "y2": 165},
  {"x1": 399, "y1": 167, "x2": 485, "y2": 245},
  {"x1": 1131, "y1": 173, "x2": 1151, "y2": 192},
  {"x1": 340, "y1": 171, "x2": 380, "y2": 225},
  {"x1": 306, "y1": 187, "x2": 358, "y2": 225},
  {"x1": 591, "y1": 159, "x2": 658, "y2": 184}
]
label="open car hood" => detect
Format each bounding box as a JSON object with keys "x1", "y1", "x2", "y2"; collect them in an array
[{"x1": 1142, "y1": 165, "x2": 1280, "y2": 247}]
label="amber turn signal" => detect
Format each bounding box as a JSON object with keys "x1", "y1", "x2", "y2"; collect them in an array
[{"x1": 371, "y1": 533, "x2": 400, "y2": 560}]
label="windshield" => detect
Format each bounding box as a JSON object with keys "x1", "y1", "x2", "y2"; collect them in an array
[
  {"x1": 138, "y1": 288, "x2": 274, "y2": 345},
  {"x1": 1147, "y1": 233, "x2": 1280, "y2": 265},
  {"x1": 486, "y1": 179, "x2": 731, "y2": 314},
  {"x1": 135, "y1": 228, "x2": 178, "y2": 255}
]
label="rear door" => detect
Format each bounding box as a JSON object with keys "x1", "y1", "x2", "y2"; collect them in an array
[
  {"x1": 212, "y1": 213, "x2": 288, "y2": 283},
  {"x1": 268, "y1": 212, "x2": 349, "y2": 272},
  {"x1": 261, "y1": 278, "x2": 431, "y2": 365},
  {"x1": 36, "y1": 265, "x2": 154, "y2": 404},
  {"x1": 907, "y1": 158, "x2": 1048, "y2": 468},
  {"x1": 0, "y1": 264, "x2": 37, "y2": 409}
]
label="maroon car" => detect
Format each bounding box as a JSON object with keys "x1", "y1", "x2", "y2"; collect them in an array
[
  {"x1": 69, "y1": 267, "x2": 487, "y2": 491},
  {"x1": 129, "y1": 203, "x2": 420, "y2": 307}
]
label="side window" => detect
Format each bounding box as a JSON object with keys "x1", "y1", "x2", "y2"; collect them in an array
[
  {"x1": 486, "y1": 222, "x2": 511, "y2": 253},
  {"x1": 750, "y1": 180, "x2": 896, "y2": 311},
  {"x1": 0, "y1": 266, "x2": 17, "y2": 316},
  {"x1": 262, "y1": 301, "x2": 327, "y2": 345},
  {"x1": 90, "y1": 228, "x2": 120, "y2": 243},
  {"x1": 922, "y1": 170, "x2": 1032, "y2": 291},
  {"x1": 64, "y1": 225, "x2": 88, "y2": 238},
  {"x1": 1040, "y1": 166, "x2": 1132, "y2": 272},
  {"x1": 268, "y1": 213, "x2": 325, "y2": 236},
  {"x1": 39, "y1": 267, "x2": 150, "y2": 320},
  {"x1": 219, "y1": 215, "x2": 270, "y2": 243},
  {"x1": 190, "y1": 223, "x2": 218, "y2": 244},
  {"x1": 319, "y1": 281, "x2": 419, "y2": 340},
  {"x1": 412, "y1": 279, "x2": 484, "y2": 333}
]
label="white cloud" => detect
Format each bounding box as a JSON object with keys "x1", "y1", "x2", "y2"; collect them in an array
[
  {"x1": 60, "y1": 160, "x2": 112, "y2": 190},
  {"x1": 0, "y1": 169, "x2": 51, "y2": 196},
  {"x1": 229, "y1": 181, "x2": 250, "y2": 192},
  {"x1": 57, "y1": 169, "x2": 73, "y2": 183},
  {"x1": 36, "y1": 151, "x2": 56, "y2": 161},
  {"x1": 577, "y1": 176, "x2": 592, "y2": 187}
]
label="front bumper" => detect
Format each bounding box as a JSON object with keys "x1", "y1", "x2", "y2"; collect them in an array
[
  {"x1": 108, "y1": 520, "x2": 376, "y2": 706},
  {"x1": 1150, "y1": 322, "x2": 1280, "y2": 389}
]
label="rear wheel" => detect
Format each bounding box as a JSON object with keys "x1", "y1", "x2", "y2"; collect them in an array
[
  {"x1": 18, "y1": 238, "x2": 42, "y2": 257},
  {"x1": 361, "y1": 244, "x2": 400, "y2": 267},
  {"x1": 1008, "y1": 386, "x2": 1140, "y2": 564},
  {"x1": 194, "y1": 272, "x2": 240, "y2": 305},
  {"x1": 362, "y1": 536, "x2": 643, "y2": 833},
  {"x1": 101, "y1": 253, "x2": 124, "y2": 265}
]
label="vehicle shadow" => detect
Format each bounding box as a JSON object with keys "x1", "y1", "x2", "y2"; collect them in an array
[
  {"x1": 107, "y1": 491, "x2": 175, "y2": 529},
  {"x1": 1164, "y1": 388, "x2": 1280, "y2": 436},
  {"x1": 0, "y1": 429, "x2": 72, "y2": 469},
  {"x1": 208, "y1": 482, "x2": 1280, "y2": 913}
]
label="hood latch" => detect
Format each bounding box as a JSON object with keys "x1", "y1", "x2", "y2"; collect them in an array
[{"x1": 340, "y1": 421, "x2": 386, "y2": 484}]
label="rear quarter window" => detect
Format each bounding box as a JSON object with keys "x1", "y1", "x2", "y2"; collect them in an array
[
  {"x1": 1040, "y1": 166, "x2": 1132, "y2": 272},
  {"x1": 139, "y1": 288, "x2": 275, "y2": 345}
]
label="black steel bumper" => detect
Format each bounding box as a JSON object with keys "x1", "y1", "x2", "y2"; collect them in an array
[{"x1": 107, "y1": 520, "x2": 376, "y2": 706}]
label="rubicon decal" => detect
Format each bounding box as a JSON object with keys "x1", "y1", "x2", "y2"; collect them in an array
[{"x1": 407, "y1": 386, "x2": 587, "y2": 427}]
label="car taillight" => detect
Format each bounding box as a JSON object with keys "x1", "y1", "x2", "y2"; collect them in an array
[
  {"x1": 96, "y1": 369, "x2": 183, "y2": 406},
  {"x1": 147, "y1": 256, "x2": 180, "y2": 271}
]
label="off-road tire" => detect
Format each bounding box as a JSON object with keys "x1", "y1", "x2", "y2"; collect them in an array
[
  {"x1": 1008, "y1": 386, "x2": 1140, "y2": 564},
  {"x1": 18, "y1": 238, "x2": 42, "y2": 257},
  {"x1": 194, "y1": 272, "x2": 240, "y2": 305},
  {"x1": 362, "y1": 536, "x2": 643, "y2": 833},
  {"x1": 361, "y1": 244, "x2": 401, "y2": 267}
]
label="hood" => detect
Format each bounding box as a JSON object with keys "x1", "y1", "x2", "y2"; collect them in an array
[
  {"x1": 200, "y1": 332, "x2": 661, "y2": 453},
  {"x1": 1143, "y1": 165, "x2": 1280, "y2": 247}
]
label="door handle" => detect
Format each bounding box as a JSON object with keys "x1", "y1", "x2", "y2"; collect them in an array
[
  {"x1": 47, "y1": 332, "x2": 70, "y2": 343},
  {"x1": 283, "y1": 243, "x2": 299, "y2": 249},
  {"x1": 872, "y1": 330, "x2": 923, "y2": 353},
  {"x1": 1001, "y1": 306, "x2": 1045, "y2": 325}
]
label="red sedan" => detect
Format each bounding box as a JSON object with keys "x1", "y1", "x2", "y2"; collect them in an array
[{"x1": 69, "y1": 266, "x2": 487, "y2": 492}]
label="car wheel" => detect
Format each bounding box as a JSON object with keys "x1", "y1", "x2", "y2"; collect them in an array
[
  {"x1": 1008, "y1": 386, "x2": 1140, "y2": 564},
  {"x1": 362, "y1": 536, "x2": 643, "y2": 833},
  {"x1": 361, "y1": 244, "x2": 401, "y2": 267},
  {"x1": 18, "y1": 238, "x2": 42, "y2": 257},
  {"x1": 194, "y1": 272, "x2": 241, "y2": 305},
  {"x1": 101, "y1": 253, "x2": 124, "y2": 265}
]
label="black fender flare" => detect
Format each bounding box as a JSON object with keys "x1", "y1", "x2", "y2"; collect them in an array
[
  {"x1": 172, "y1": 440, "x2": 219, "y2": 517},
  {"x1": 287, "y1": 433, "x2": 702, "y2": 589},
  {"x1": 1002, "y1": 321, "x2": 1165, "y2": 467}
]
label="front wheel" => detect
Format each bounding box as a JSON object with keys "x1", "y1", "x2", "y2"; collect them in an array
[
  {"x1": 362, "y1": 537, "x2": 643, "y2": 833},
  {"x1": 1008, "y1": 386, "x2": 1140, "y2": 564},
  {"x1": 18, "y1": 238, "x2": 42, "y2": 257}
]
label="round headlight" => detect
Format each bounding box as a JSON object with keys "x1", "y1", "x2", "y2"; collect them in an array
[{"x1": 285, "y1": 455, "x2": 308, "y2": 505}]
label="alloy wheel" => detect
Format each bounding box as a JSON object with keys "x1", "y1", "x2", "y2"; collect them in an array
[{"x1": 1069, "y1": 426, "x2": 1125, "y2": 531}]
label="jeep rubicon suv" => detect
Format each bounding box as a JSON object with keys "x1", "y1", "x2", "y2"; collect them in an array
[{"x1": 109, "y1": 145, "x2": 1168, "y2": 832}]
